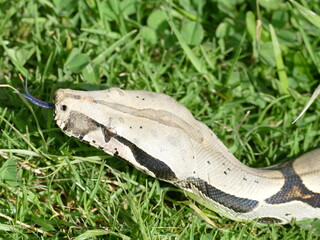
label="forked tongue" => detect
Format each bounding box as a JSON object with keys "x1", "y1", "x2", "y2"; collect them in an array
[{"x1": 16, "y1": 78, "x2": 54, "y2": 109}]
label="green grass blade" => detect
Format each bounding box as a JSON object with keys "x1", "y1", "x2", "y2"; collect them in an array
[
  {"x1": 269, "y1": 24, "x2": 289, "y2": 94},
  {"x1": 92, "y1": 29, "x2": 137, "y2": 65},
  {"x1": 290, "y1": 0, "x2": 320, "y2": 29},
  {"x1": 293, "y1": 84, "x2": 320, "y2": 123},
  {"x1": 163, "y1": 9, "x2": 207, "y2": 75},
  {"x1": 0, "y1": 38, "x2": 28, "y2": 77}
]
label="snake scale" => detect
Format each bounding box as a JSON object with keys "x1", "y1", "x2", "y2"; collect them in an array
[{"x1": 18, "y1": 85, "x2": 320, "y2": 224}]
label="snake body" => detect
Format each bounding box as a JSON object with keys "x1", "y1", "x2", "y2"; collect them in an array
[{"x1": 22, "y1": 87, "x2": 320, "y2": 224}]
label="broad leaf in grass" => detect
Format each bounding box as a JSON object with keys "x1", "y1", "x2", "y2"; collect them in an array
[
  {"x1": 0, "y1": 158, "x2": 20, "y2": 186},
  {"x1": 82, "y1": 63, "x2": 100, "y2": 84},
  {"x1": 147, "y1": 9, "x2": 167, "y2": 33},
  {"x1": 141, "y1": 26, "x2": 158, "y2": 45},
  {"x1": 65, "y1": 48, "x2": 90, "y2": 73},
  {"x1": 181, "y1": 20, "x2": 204, "y2": 46}
]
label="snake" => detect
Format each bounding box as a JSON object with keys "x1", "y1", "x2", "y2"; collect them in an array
[{"x1": 17, "y1": 84, "x2": 320, "y2": 224}]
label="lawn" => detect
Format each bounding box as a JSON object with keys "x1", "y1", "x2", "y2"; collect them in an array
[{"x1": 0, "y1": 0, "x2": 320, "y2": 239}]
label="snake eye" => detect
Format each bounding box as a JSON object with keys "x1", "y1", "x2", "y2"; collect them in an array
[{"x1": 60, "y1": 105, "x2": 67, "y2": 111}]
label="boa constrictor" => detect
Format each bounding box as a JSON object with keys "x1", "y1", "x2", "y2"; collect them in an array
[{"x1": 19, "y1": 86, "x2": 320, "y2": 224}]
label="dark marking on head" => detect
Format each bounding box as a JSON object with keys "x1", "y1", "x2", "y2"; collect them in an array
[
  {"x1": 187, "y1": 177, "x2": 258, "y2": 213},
  {"x1": 265, "y1": 161, "x2": 320, "y2": 208},
  {"x1": 255, "y1": 217, "x2": 283, "y2": 224},
  {"x1": 114, "y1": 135, "x2": 177, "y2": 180},
  {"x1": 63, "y1": 111, "x2": 115, "y2": 145},
  {"x1": 207, "y1": 161, "x2": 210, "y2": 164},
  {"x1": 102, "y1": 127, "x2": 116, "y2": 143},
  {"x1": 61, "y1": 112, "x2": 176, "y2": 181},
  {"x1": 103, "y1": 133, "x2": 110, "y2": 143},
  {"x1": 64, "y1": 111, "x2": 101, "y2": 138},
  {"x1": 223, "y1": 171, "x2": 227, "y2": 175}
]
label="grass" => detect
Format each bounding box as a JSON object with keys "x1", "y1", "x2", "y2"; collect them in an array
[{"x1": 0, "y1": 0, "x2": 320, "y2": 238}]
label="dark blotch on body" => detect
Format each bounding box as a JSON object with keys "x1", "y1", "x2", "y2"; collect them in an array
[
  {"x1": 265, "y1": 161, "x2": 320, "y2": 208},
  {"x1": 187, "y1": 177, "x2": 258, "y2": 213}
]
